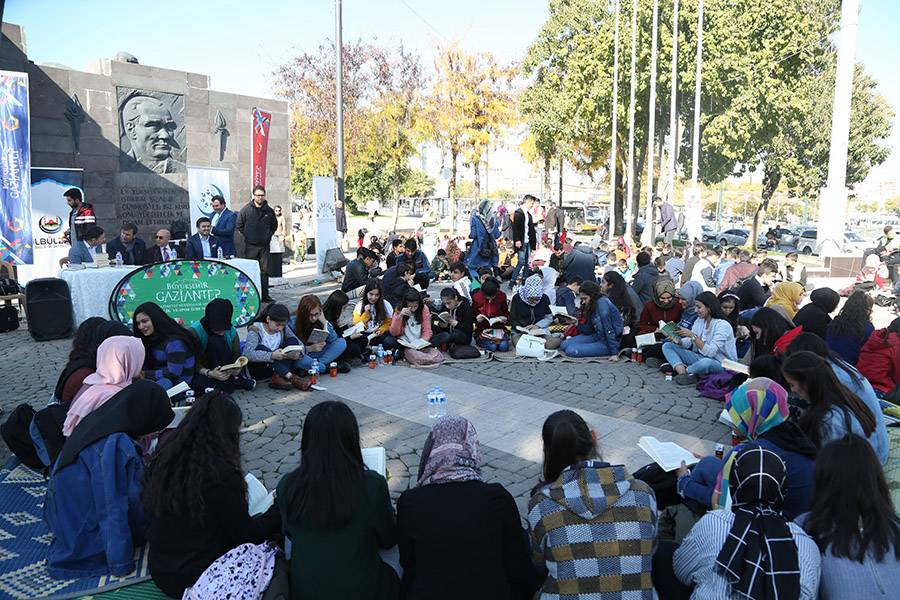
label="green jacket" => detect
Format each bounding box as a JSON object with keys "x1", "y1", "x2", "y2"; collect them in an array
[
  {"x1": 277, "y1": 470, "x2": 399, "y2": 600},
  {"x1": 189, "y1": 322, "x2": 240, "y2": 369}
]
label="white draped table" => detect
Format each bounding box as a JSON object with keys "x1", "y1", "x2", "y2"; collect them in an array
[{"x1": 59, "y1": 259, "x2": 262, "y2": 326}]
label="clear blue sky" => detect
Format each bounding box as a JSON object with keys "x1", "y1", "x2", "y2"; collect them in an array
[{"x1": 4, "y1": 0, "x2": 898, "y2": 184}]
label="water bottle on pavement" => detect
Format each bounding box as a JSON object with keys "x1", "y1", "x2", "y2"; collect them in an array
[
  {"x1": 217, "y1": 247, "x2": 224, "y2": 259},
  {"x1": 427, "y1": 387, "x2": 438, "y2": 419},
  {"x1": 115, "y1": 252, "x2": 123, "y2": 267},
  {"x1": 436, "y1": 387, "x2": 447, "y2": 417},
  {"x1": 184, "y1": 390, "x2": 195, "y2": 406},
  {"x1": 312, "y1": 359, "x2": 320, "y2": 375}
]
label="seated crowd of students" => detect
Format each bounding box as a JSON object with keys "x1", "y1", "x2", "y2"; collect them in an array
[{"x1": 4, "y1": 233, "x2": 900, "y2": 599}]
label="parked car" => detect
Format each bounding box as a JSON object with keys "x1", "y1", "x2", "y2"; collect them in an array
[
  {"x1": 756, "y1": 226, "x2": 797, "y2": 248},
  {"x1": 795, "y1": 228, "x2": 869, "y2": 255},
  {"x1": 678, "y1": 224, "x2": 716, "y2": 242},
  {"x1": 717, "y1": 228, "x2": 750, "y2": 246}
]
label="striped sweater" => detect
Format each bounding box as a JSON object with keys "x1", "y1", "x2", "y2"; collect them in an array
[
  {"x1": 527, "y1": 460, "x2": 657, "y2": 600},
  {"x1": 147, "y1": 338, "x2": 195, "y2": 386}
]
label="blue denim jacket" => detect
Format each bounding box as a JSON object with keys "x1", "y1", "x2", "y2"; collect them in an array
[{"x1": 44, "y1": 433, "x2": 147, "y2": 578}]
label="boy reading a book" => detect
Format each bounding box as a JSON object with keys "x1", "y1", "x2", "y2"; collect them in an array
[{"x1": 242, "y1": 304, "x2": 310, "y2": 391}]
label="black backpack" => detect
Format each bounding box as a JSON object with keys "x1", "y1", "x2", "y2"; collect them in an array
[{"x1": 0, "y1": 304, "x2": 18, "y2": 333}]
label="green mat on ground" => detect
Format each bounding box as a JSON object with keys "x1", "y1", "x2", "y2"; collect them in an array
[{"x1": 77, "y1": 580, "x2": 168, "y2": 599}]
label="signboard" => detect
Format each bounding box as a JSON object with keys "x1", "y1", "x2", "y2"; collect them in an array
[
  {"x1": 0, "y1": 71, "x2": 33, "y2": 265},
  {"x1": 251, "y1": 107, "x2": 272, "y2": 188},
  {"x1": 187, "y1": 166, "x2": 231, "y2": 234},
  {"x1": 109, "y1": 259, "x2": 260, "y2": 328},
  {"x1": 312, "y1": 176, "x2": 338, "y2": 273},
  {"x1": 21, "y1": 168, "x2": 84, "y2": 281}
]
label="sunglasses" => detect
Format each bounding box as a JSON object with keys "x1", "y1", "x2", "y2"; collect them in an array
[{"x1": 155, "y1": 236, "x2": 165, "y2": 239}]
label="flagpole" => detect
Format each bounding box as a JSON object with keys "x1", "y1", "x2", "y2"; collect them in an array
[
  {"x1": 641, "y1": 0, "x2": 659, "y2": 247},
  {"x1": 335, "y1": 0, "x2": 345, "y2": 205},
  {"x1": 625, "y1": 0, "x2": 638, "y2": 241},
  {"x1": 609, "y1": 0, "x2": 620, "y2": 239},
  {"x1": 667, "y1": 0, "x2": 680, "y2": 204}
]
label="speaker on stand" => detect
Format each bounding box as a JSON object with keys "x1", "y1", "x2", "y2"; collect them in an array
[{"x1": 25, "y1": 278, "x2": 73, "y2": 341}]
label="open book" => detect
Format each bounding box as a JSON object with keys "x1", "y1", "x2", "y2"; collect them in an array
[
  {"x1": 485, "y1": 316, "x2": 506, "y2": 326},
  {"x1": 516, "y1": 326, "x2": 549, "y2": 336},
  {"x1": 719, "y1": 408, "x2": 736, "y2": 428},
  {"x1": 638, "y1": 436, "x2": 699, "y2": 472},
  {"x1": 219, "y1": 355, "x2": 248, "y2": 372},
  {"x1": 411, "y1": 283, "x2": 425, "y2": 293},
  {"x1": 362, "y1": 447, "x2": 386, "y2": 477},
  {"x1": 342, "y1": 321, "x2": 365, "y2": 338},
  {"x1": 635, "y1": 333, "x2": 657, "y2": 348},
  {"x1": 549, "y1": 305, "x2": 577, "y2": 320},
  {"x1": 245, "y1": 473, "x2": 275, "y2": 516},
  {"x1": 436, "y1": 311, "x2": 452, "y2": 324},
  {"x1": 658, "y1": 320, "x2": 682, "y2": 340},
  {"x1": 167, "y1": 406, "x2": 191, "y2": 429},
  {"x1": 307, "y1": 328, "x2": 329, "y2": 344},
  {"x1": 398, "y1": 338, "x2": 431, "y2": 350},
  {"x1": 282, "y1": 345, "x2": 305, "y2": 354},
  {"x1": 721, "y1": 358, "x2": 749, "y2": 375},
  {"x1": 165, "y1": 381, "x2": 191, "y2": 399}
]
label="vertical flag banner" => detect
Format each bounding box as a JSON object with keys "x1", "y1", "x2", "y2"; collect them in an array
[
  {"x1": 0, "y1": 71, "x2": 33, "y2": 264},
  {"x1": 312, "y1": 176, "x2": 338, "y2": 273},
  {"x1": 25, "y1": 168, "x2": 84, "y2": 281},
  {"x1": 187, "y1": 166, "x2": 231, "y2": 234},
  {"x1": 251, "y1": 107, "x2": 271, "y2": 188}
]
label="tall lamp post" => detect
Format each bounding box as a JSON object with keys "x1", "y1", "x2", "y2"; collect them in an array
[
  {"x1": 818, "y1": 0, "x2": 859, "y2": 258},
  {"x1": 640, "y1": 0, "x2": 660, "y2": 247},
  {"x1": 685, "y1": 0, "x2": 704, "y2": 243},
  {"x1": 625, "y1": 0, "x2": 638, "y2": 241},
  {"x1": 335, "y1": 0, "x2": 345, "y2": 206},
  {"x1": 609, "y1": 0, "x2": 620, "y2": 238}
]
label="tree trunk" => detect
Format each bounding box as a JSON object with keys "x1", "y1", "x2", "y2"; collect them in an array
[
  {"x1": 614, "y1": 167, "x2": 625, "y2": 237},
  {"x1": 392, "y1": 163, "x2": 402, "y2": 232},
  {"x1": 629, "y1": 141, "x2": 649, "y2": 242},
  {"x1": 558, "y1": 156, "x2": 564, "y2": 206},
  {"x1": 449, "y1": 147, "x2": 458, "y2": 235},
  {"x1": 752, "y1": 166, "x2": 781, "y2": 247},
  {"x1": 473, "y1": 160, "x2": 482, "y2": 209},
  {"x1": 543, "y1": 154, "x2": 552, "y2": 201}
]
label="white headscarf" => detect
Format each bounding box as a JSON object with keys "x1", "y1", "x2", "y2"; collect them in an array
[{"x1": 540, "y1": 266, "x2": 558, "y2": 304}]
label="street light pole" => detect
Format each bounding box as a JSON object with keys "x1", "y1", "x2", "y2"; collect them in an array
[
  {"x1": 641, "y1": 0, "x2": 659, "y2": 248},
  {"x1": 625, "y1": 0, "x2": 638, "y2": 241},
  {"x1": 685, "y1": 0, "x2": 704, "y2": 242},
  {"x1": 335, "y1": 0, "x2": 345, "y2": 205},
  {"x1": 667, "y1": 0, "x2": 680, "y2": 205},
  {"x1": 609, "y1": 0, "x2": 620, "y2": 239},
  {"x1": 818, "y1": 0, "x2": 859, "y2": 257}
]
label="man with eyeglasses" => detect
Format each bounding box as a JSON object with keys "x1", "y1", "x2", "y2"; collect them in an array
[
  {"x1": 144, "y1": 228, "x2": 184, "y2": 263},
  {"x1": 236, "y1": 185, "x2": 278, "y2": 301}
]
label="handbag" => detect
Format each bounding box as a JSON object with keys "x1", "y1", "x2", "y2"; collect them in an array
[
  {"x1": 515, "y1": 333, "x2": 546, "y2": 358},
  {"x1": 404, "y1": 346, "x2": 444, "y2": 366},
  {"x1": 183, "y1": 541, "x2": 280, "y2": 600}
]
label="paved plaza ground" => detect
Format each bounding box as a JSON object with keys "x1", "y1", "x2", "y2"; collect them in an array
[{"x1": 1, "y1": 276, "x2": 734, "y2": 517}]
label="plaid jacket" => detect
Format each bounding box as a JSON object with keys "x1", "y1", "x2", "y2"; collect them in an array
[{"x1": 527, "y1": 460, "x2": 657, "y2": 600}]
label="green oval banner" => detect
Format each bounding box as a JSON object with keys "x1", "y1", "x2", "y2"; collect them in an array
[{"x1": 109, "y1": 259, "x2": 261, "y2": 328}]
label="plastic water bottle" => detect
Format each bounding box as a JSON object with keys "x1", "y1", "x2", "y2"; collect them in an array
[
  {"x1": 115, "y1": 252, "x2": 123, "y2": 267},
  {"x1": 435, "y1": 387, "x2": 447, "y2": 417},
  {"x1": 311, "y1": 359, "x2": 320, "y2": 375},
  {"x1": 217, "y1": 246, "x2": 224, "y2": 259},
  {"x1": 427, "y1": 387, "x2": 438, "y2": 419},
  {"x1": 376, "y1": 347, "x2": 384, "y2": 365},
  {"x1": 184, "y1": 390, "x2": 195, "y2": 406}
]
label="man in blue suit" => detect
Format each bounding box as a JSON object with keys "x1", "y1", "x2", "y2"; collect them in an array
[
  {"x1": 210, "y1": 195, "x2": 236, "y2": 257},
  {"x1": 67, "y1": 226, "x2": 105, "y2": 265},
  {"x1": 185, "y1": 217, "x2": 220, "y2": 260}
]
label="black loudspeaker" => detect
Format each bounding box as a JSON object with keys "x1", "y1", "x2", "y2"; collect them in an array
[
  {"x1": 323, "y1": 247, "x2": 348, "y2": 272},
  {"x1": 25, "y1": 278, "x2": 73, "y2": 341}
]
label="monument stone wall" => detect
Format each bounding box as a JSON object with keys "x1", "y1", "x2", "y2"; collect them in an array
[{"x1": 0, "y1": 22, "x2": 290, "y2": 244}]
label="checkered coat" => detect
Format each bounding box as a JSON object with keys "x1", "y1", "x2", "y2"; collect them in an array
[{"x1": 527, "y1": 460, "x2": 658, "y2": 599}]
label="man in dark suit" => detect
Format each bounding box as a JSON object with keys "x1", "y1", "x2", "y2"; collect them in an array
[
  {"x1": 144, "y1": 228, "x2": 185, "y2": 263},
  {"x1": 210, "y1": 194, "x2": 237, "y2": 257},
  {"x1": 510, "y1": 194, "x2": 539, "y2": 285},
  {"x1": 106, "y1": 223, "x2": 146, "y2": 265},
  {"x1": 185, "y1": 217, "x2": 220, "y2": 260}
]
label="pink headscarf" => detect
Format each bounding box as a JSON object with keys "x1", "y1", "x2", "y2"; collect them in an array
[{"x1": 63, "y1": 336, "x2": 145, "y2": 437}]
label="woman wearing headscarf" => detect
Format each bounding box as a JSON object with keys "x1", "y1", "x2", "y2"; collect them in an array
[
  {"x1": 397, "y1": 416, "x2": 538, "y2": 600},
  {"x1": 668, "y1": 446, "x2": 820, "y2": 600},
  {"x1": 626, "y1": 278, "x2": 682, "y2": 361},
  {"x1": 190, "y1": 299, "x2": 255, "y2": 393},
  {"x1": 53, "y1": 318, "x2": 132, "y2": 404},
  {"x1": 509, "y1": 274, "x2": 556, "y2": 347},
  {"x1": 538, "y1": 265, "x2": 558, "y2": 305},
  {"x1": 765, "y1": 281, "x2": 805, "y2": 323},
  {"x1": 496, "y1": 204, "x2": 513, "y2": 241},
  {"x1": 793, "y1": 287, "x2": 840, "y2": 340},
  {"x1": 46, "y1": 380, "x2": 173, "y2": 578},
  {"x1": 467, "y1": 199, "x2": 501, "y2": 279},
  {"x1": 63, "y1": 336, "x2": 145, "y2": 437},
  {"x1": 675, "y1": 378, "x2": 817, "y2": 520},
  {"x1": 634, "y1": 281, "x2": 702, "y2": 366}
]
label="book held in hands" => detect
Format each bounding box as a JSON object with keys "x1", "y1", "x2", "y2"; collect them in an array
[
  {"x1": 548, "y1": 305, "x2": 576, "y2": 320},
  {"x1": 638, "y1": 436, "x2": 699, "y2": 472},
  {"x1": 342, "y1": 322, "x2": 365, "y2": 338},
  {"x1": 307, "y1": 328, "x2": 329, "y2": 344},
  {"x1": 398, "y1": 338, "x2": 431, "y2": 350}
]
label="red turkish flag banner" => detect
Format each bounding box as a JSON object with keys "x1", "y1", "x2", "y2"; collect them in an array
[{"x1": 251, "y1": 108, "x2": 272, "y2": 188}]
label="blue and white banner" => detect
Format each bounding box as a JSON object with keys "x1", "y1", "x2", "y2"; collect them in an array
[
  {"x1": 0, "y1": 71, "x2": 33, "y2": 264},
  {"x1": 187, "y1": 166, "x2": 231, "y2": 234}
]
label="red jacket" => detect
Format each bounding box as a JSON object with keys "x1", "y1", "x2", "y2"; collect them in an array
[
  {"x1": 636, "y1": 301, "x2": 684, "y2": 336},
  {"x1": 856, "y1": 329, "x2": 900, "y2": 393},
  {"x1": 471, "y1": 289, "x2": 510, "y2": 334}
]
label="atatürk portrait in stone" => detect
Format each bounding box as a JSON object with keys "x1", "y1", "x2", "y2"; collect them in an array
[{"x1": 117, "y1": 88, "x2": 186, "y2": 174}]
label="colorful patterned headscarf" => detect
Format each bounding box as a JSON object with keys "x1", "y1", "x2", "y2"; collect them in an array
[
  {"x1": 714, "y1": 377, "x2": 790, "y2": 508},
  {"x1": 417, "y1": 416, "x2": 482, "y2": 487},
  {"x1": 519, "y1": 274, "x2": 545, "y2": 307}
]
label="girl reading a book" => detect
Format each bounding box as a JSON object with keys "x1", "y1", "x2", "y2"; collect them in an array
[
  {"x1": 509, "y1": 274, "x2": 554, "y2": 346},
  {"x1": 430, "y1": 287, "x2": 474, "y2": 349},
  {"x1": 390, "y1": 289, "x2": 442, "y2": 366},
  {"x1": 242, "y1": 303, "x2": 310, "y2": 391},
  {"x1": 133, "y1": 301, "x2": 198, "y2": 391},
  {"x1": 289, "y1": 294, "x2": 350, "y2": 375},
  {"x1": 278, "y1": 401, "x2": 399, "y2": 600},
  {"x1": 352, "y1": 279, "x2": 394, "y2": 348},
  {"x1": 528, "y1": 410, "x2": 657, "y2": 599},
  {"x1": 472, "y1": 278, "x2": 511, "y2": 352},
  {"x1": 322, "y1": 290, "x2": 368, "y2": 366},
  {"x1": 145, "y1": 391, "x2": 280, "y2": 598},
  {"x1": 190, "y1": 299, "x2": 255, "y2": 393},
  {"x1": 559, "y1": 280, "x2": 624, "y2": 358},
  {"x1": 660, "y1": 291, "x2": 737, "y2": 385}
]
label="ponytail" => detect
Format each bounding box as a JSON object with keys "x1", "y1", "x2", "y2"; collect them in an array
[{"x1": 539, "y1": 410, "x2": 596, "y2": 486}]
